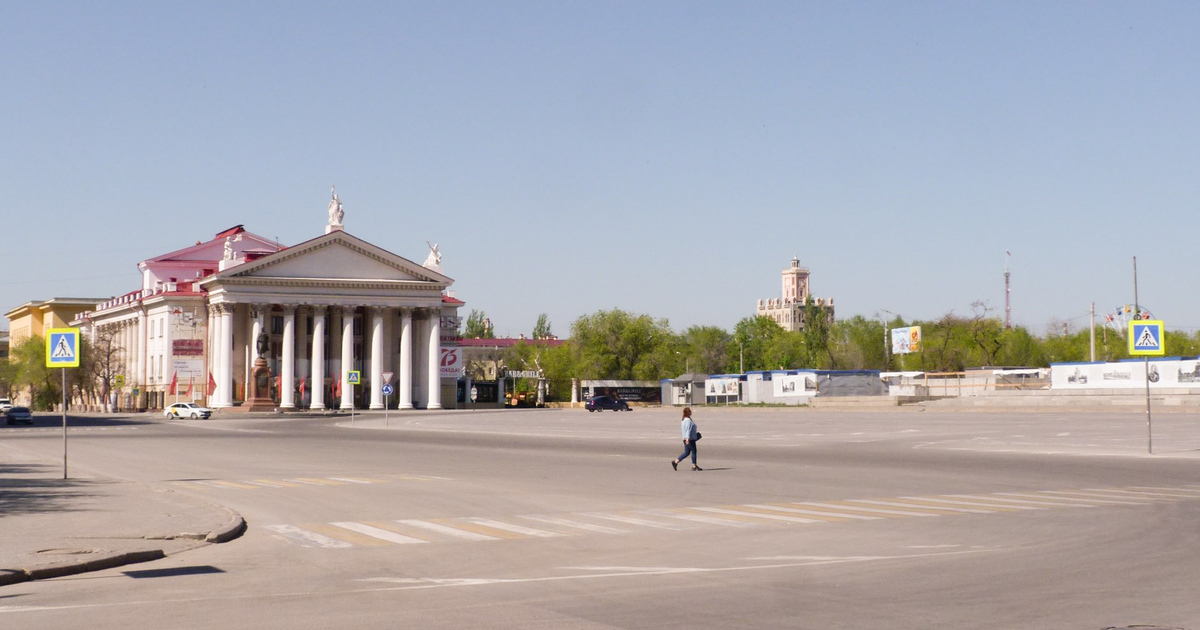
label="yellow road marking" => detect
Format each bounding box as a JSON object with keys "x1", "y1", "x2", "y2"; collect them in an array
[{"x1": 208, "y1": 480, "x2": 259, "y2": 490}]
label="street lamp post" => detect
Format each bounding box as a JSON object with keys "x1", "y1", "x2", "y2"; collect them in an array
[{"x1": 880, "y1": 309, "x2": 900, "y2": 371}]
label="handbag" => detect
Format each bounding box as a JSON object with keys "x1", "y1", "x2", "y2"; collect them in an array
[{"x1": 694, "y1": 432, "x2": 702, "y2": 441}]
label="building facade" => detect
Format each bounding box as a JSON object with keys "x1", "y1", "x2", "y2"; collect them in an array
[
  {"x1": 755, "y1": 257, "x2": 834, "y2": 331},
  {"x1": 5, "y1": 298, "x2": 105, "y2": 346},
  {"x1": 73, "y1": 194, "x2": 463, "y2": 411}
]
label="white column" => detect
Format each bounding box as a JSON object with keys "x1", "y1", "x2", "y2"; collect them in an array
[
  {"x1": 413, "y1": 313, "x2": 428, "y2": 408},
  {"x1": 217, "y1": 304, "x2": 235, "y2": 407},
  {"x1": 340, "y1": 306, "x2": 355, "y2": 410},
  {"x1": 310, "y1": 306, "x2": 326, "y2": 409},
  {"x1": 399, "y1": 308, "x2": 413, "y2": 410},
  {"x1": 369, "y1": 307, "x2": 385, "y2": 410},
  {"x1": 137, "y1": 310, "x2": 147, "y2": 395},
  {"x1": 281, "y1": 305, "x2": 296, "y2": 409},
  {"x1": 426, "y1": 310, "x2": 442, "y2": 409},
  {"x1": 207, "y1": 306, "x2": 218, "y2": 407},
  {"x1": 250, "y1": 307, "x2": 264, "y2": 362}
]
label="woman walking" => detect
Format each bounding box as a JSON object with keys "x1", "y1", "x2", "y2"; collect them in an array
[{"x1": 671, "y1": 407, "x2": 702, "y2": 471}]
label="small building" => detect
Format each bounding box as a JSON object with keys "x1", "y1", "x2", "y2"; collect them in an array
[{"x1": 661, "y1": 373, "x2": 709, "y2": 406}]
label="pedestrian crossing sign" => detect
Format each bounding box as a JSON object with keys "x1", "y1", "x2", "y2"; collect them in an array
[
  {"x1": 346, "y1": 370, "x2": 361, "y2": 385},
  {"x1": 1129, "y1": 320, "x2": 1165, "y2": 356},
  {"x1": 46, "y1": 328, "x2": 80, "y2": 368}
]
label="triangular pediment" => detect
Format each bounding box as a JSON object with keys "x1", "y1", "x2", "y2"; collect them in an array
[{"x1": 220, "y1": 231, "x2": 452, "y2": 286}]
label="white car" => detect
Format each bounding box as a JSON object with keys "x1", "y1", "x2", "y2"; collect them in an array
[
  {"x1": 164, "y1": 402, "x2": 213, "y2": 419},
  {"x1": 0, "y1": 398, "x2": 12, "y2": 413}
]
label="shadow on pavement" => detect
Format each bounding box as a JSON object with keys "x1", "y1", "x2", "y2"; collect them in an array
[
  {"x1": 123, "y1": 565, "x2": 226, "y2": 579},
  {"x1": 0, "y1": 462, "x2": 109, "y2": 517},
  {"x1": 1, "y1": 414, "x2": 155, "y2": 429}
]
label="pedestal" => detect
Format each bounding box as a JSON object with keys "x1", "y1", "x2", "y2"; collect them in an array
[{"x1": 243, "y1": 357, "x2": 276, "y2": 412}]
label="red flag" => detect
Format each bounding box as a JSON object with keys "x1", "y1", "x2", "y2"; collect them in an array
[
  {"x1": 208, "y1": 372, "x2": 217, "y2": 392},
  {"x1": 184, "y1": 382, "x2": 192, "y2": 397},
  {"x1": 333, "y1": 377, "x2": 341, "y2": 398},
  {"x1": 168, "y1": 372, "x2": 178, "y2": 395},
  {"x1": 299, "y1": 377, "x2": 307, "y2": 397}
]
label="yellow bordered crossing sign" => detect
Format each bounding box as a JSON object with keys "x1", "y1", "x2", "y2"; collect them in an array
[
  {"x1": 346, "y1": 370, "x2": 361, "y2": 385},
  {"x1": 46, "y1": 328, "x2": 80, "y2": 368},
  {"x1": 1129, "y1": 320, "x2": 1165, "y2": 356}
]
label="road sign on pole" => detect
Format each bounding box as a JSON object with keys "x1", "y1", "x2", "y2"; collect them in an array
[
  {"x1": 381, "y1": 383, "x2": 394, "y2": 396},
  {"x1": 1129, "y1": 320, "x2": 1165, "y2": 356},
  {"x1": 46, "y1": 328, "x2": 80, "y2": 368},
  {"x1": 347, "y1": 370, "x2": 361, "y2": 385},
  {"x1": 382, "y1": 371, "x2": 394, "y2": 383}
]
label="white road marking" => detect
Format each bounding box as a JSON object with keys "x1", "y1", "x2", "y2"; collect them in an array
[
  {"x1": 518, "y1": 515, "x2": 629, "y2": 534},
  {"x1": 641, "y1": 509, "x2": 756, "y2": 527},
  {"x1": 1039, "y1": 490, "x2": 1156, "y2": 504},
  {"x1": 943, "y1": 494, "x2": 1088, "y2": 508},
  {"x1": 460, "y1": 518, "x2": 566, "y2": 538},
  {"x1": 1084, "y1": 488, "x2": 1196, "y2": 499},
  {"x1": 329, "y1": 477, "x2": 374, "y2": 484},
  {"x1": 850, "y1": 499, "x2": 996, "y2": 514},
  {"x1": 331, "y1": 522, "x2": 428, "y2": 545},
  {"x1": 577, "y1": 512, "x2": 684, "y2": 530},
  {"x1": 747, "y1": 504, "x2": 882, "y2": 520},
  {"x1": 996, "y1": 492, "x2": 1148, "y2": 506},
  {"x1": 395, "y1": 519, "x2": 499, "y2": 541},
  {"x1": 263, "y1": 524, "x2": 354, "y2": 548},
  {"x1": 798, "y1": 502, "x2": 937, "y2": 518},
  {"x1": 692, "y1": 507, "x2": 822, "y2": 524}
]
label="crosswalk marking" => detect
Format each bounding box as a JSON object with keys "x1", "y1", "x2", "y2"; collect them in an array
[
  {"x1": 251, "y1": 479, "x2": 302, "y2": 487},
  {"x1": 693, "y1": 507, "x2": 822, "y2": 524},
  {"x1": 266, "y1": 485, "x2": 1200, "y2": 550},
  {"x1": 518, "y1": 515, "x2": 629, "y2": 535},
  {"x1": 396, "y1": 519, "x2": 501, "y2": 541},
  {"x1": 291, "y1": 477, "x2": 347, "y2": 486},
  {"x1": 264, "y1": 524, "x2": 353, "y2": 548},
  {"x1": 459, "y1": 518, "x2": 566, "y2": 538},
  {"x1": 331, "y1": 522, "x2": 428, "y2": 545},
  {"x1": 944, "y1": 494, "x2": 1089, "y2": 508},
  {"x1": 329, "y1": 477, "x2": 375, "y2": 484},
  {"x1": 798, "y1": 501, "x2": 938, "y2": 518},
  {"x1": 208, "y1": 480, "x2": 260, "y2": 490},
  {"x1": 849, "y1": 499, "x2": 997, "y2": 514},
  {"x1": 759, "y1": 503, "x2": 882, "y2": 521},
  {"x1": 643, "y1": 509, "x2": 757, "y2": 528},
  {"x1": 577, "y1": 512, "x2": 684, "y2": 530}
]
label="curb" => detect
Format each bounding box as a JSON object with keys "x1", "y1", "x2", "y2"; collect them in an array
[{"x1": 0, "y1": 511, "x2": 247, "y2": 588}]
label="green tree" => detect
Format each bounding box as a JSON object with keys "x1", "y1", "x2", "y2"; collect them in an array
[
  {"x1": 802, "y1": 297, "x2": 834, "y2": 368},
  {"x1": 463, "y1": 310, "x2": 494, "y2": 339},
  {"x1": 830, "y1": 316, "x2": 886, "y2": 369},
  {"x1": 680, "y1": 325, "x2": 730, "y2": 375},
  {"x1": 729, "y1": 316, "x2": 786, "y2": 373},
  {"x1": 11, "y1": 336, "x2": 58, "y2": 410},
  {"x1": 532, "y1": 314, "x2": 553, "y2": 340},
  {"x1": 570, "y1": 309, "x2": 674, "y2": 380}
]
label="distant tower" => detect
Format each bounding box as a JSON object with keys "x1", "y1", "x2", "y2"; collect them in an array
[
  {"x1": 782, "y1": 257, "x2": 810, "y2": 303},
  {"x1": 1004, "y1": 251, "x2": 1012, "y2": 330}
]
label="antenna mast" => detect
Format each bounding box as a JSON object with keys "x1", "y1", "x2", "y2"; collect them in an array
[{"x1": 1004, "y1": 251, "x2": 1012, "y2": 330}]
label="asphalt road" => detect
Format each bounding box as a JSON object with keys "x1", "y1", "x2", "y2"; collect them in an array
[{"x1": 3, "y1": 406, "x2": 1200, "y2": 629}]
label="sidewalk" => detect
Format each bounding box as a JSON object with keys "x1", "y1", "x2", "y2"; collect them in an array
[{"x1": 0, "y1": 452, "x2": 244, "y2": 587}]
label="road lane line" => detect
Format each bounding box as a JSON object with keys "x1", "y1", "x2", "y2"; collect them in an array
[
  {"x1": 1039, "y1": 491, "x2": 1157, "y2": 504},
  {"x1": 428, "y1": 519, "x2": 529, "y2": 539},
  {"x1": 1088, "y1": 488, "x2": 1197, "y2": 499},
  {"x1": 329, "y1": 477, "x2": 375, "y2": 484},
  {"x1": 208, "y1": 480, "x2": 259, "y2": 490},
  {"x1": 898, "y1": 497, "x2": 1034, "y2": 511},
  {"x1": 395, "y1": 519, "x2": 500, "y2": 541},
  {"x1": 263, "y1": 525, "x2": 354, "y2": 549},
  {"x1": 251, "y1": 479, "x2": 302, "y2": 487},
  {"x1": 332, "y1": 522, "x2": 428, "y2": 545},
  {"x1": 293, "y1": 477, "x2": 347, "y2": 485},
  {"x1": 518, "y1": 515, "x2": 629, "y2": 534},
  {"x1": 304, "y1": 523, "x2": 391, "y2": 546}
]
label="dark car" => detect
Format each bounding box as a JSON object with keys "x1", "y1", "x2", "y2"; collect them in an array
[
  {"x1": 5, "y1": 407, "x2": 34, "y2": 425},
  {"x1": 586, "y1": 396, "x2": 630, "y2": 412}
]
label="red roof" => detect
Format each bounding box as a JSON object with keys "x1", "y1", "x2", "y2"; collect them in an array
[{"x1": 456, "y1": 337, "x2": 564, "y2": 348}]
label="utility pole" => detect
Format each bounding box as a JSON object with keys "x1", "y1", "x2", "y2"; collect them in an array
[
  {"x1": 1004, "y1": 251, "x2": 1012, "y2": 330},
  {"x1": 1089, "y1": 302, "x2": 1096, "y2": 362}
]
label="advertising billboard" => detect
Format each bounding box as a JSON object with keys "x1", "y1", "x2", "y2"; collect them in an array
[{"x1": 890, "y1": 326, "x2": 922, "y2": 355}]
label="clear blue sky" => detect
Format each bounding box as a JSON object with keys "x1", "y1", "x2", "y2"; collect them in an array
[{"x1": 3, "y1": 2, "x2": 1198, "y2": 337}]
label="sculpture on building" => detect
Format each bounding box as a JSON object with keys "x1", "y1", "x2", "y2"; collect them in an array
[
  {"x1": 223, "y1": 237, "x2": 235, "y2": 261},
  {"x1": 423, "y1": 241, "x2": 442, "y2": 270},
  {"x1": 328, "y1": 185, "x2": 344, "y2": 228}
]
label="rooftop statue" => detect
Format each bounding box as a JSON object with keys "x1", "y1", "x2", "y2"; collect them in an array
[
  {"x1": 328, "y1": 185, "x2": 344, "y2": 227},
  {"x1": 423, "y1": 241, "x2": 442, "y2": 270}
]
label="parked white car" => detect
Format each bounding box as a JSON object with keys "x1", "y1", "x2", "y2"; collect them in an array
[
  {"x1": 0, "y1": 398, "x2": 12, "y2": 413},
  {"x1": 164, "y1": 402, "x2": 213, "y2": 419}
]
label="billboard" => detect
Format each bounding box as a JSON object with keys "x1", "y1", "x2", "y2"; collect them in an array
[
  {"x1": 773, "y1": 373, "x2": 817, "y2": 398},
  {"x1": 891, "y1": 326, "x2": 922, "y2": 355},
  {"x1": 706, "y1": 378, "x2": 740, "y2": 396},
  {"x1": 439, "y1": 346, "x2": 463, "y2": 378}
]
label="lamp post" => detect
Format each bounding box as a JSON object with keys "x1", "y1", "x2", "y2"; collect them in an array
[{"x1": 880, "y1": 309, "x2": 900, "y2": 371}]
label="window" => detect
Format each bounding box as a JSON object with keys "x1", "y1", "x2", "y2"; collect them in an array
[{"x1": 271, "y1": 316, "x2": 283, "y2": 335}]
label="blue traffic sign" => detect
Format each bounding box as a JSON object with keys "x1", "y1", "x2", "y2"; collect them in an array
[
  {"x1": 382, "y1": 383, "x2": 394, "y2": 396},
  {"x1": 46, "y1": 328, "x2": 80, "y2": 368},
  {"x1": 1129, "y1": 320, "x2": 1165, "y2": 356}
]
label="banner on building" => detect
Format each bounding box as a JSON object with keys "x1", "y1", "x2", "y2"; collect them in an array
[
  {"x1": 439, "y1": 346, "x2": 463, "y2": 378},
  {"x1": 172, "y1": 359, "x2": 204, "y2": 378},
  {"x1": 706, "y1": 378, "x2": 740, "y2": 396},
  {"x1": 891, "y1": 326, "x2": 922, "y2": 355},
  {"x1": 773, "y1": 373, "x2": 817, "y2": 397},
  {"x1": 173, "y1": 339, "x2": 204, "y2": 356}
]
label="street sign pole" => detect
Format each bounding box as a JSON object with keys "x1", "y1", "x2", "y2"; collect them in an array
[
  {"x1": 1145, "y1": 356, "x2": 1152, "y2": 454},
  {"x1": 62, "y1": 368, "x2": 68, "y2": 479}
]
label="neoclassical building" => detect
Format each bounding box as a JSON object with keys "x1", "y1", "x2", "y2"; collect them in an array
[{"x1": 74, "y1": 193, "x2": 464, "y2": 411}]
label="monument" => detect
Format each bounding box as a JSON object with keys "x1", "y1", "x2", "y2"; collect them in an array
[{"x1": 243, "y1": 332, "x2": 277, "y2": 412}]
